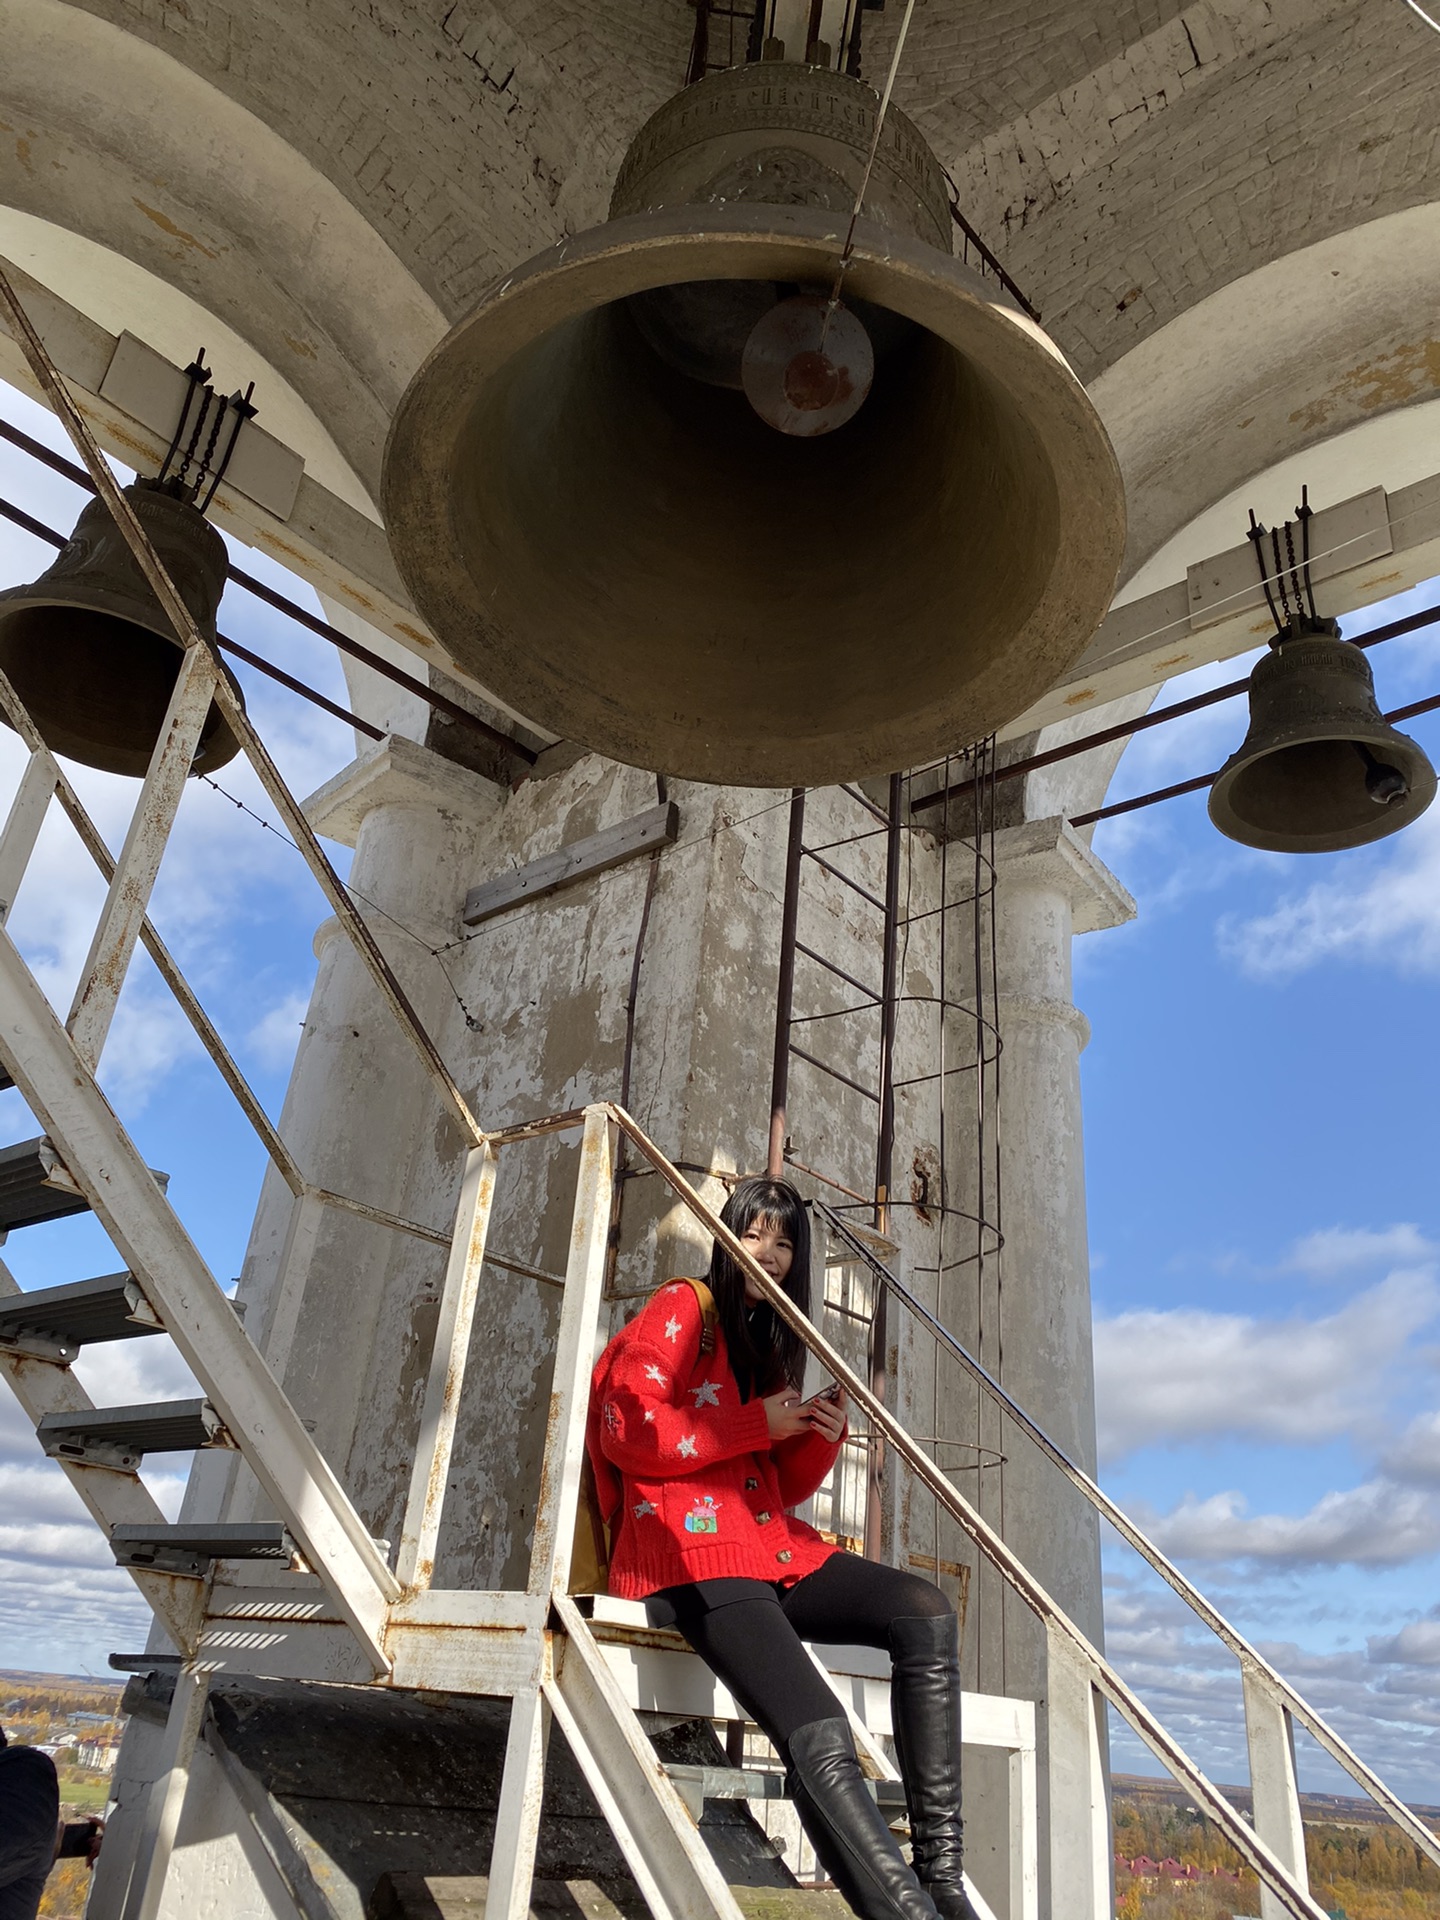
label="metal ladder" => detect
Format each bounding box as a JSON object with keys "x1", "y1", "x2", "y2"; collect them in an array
[{"x1": 0, "y1": 261, "x2": 1433, "y2": 1920}]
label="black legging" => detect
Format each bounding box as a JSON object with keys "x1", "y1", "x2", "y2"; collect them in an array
[{"x1": 647, "y1": 1553, "x2": 953, "y2": 1759}]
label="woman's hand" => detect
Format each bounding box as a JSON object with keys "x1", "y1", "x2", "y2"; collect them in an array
[
  {"x1": 805, "y1": 1386, "x2": 848, "y2": 1444},
  {"x1": 763, "y1": 1388, "x2": 813, "y2": 1440}
]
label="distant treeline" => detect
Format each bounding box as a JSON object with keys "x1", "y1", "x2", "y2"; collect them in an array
[{"x1": 1114, "y1": 1793, "x2": 1440, "y2": 1918}]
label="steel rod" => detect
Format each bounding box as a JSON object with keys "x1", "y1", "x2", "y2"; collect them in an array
[
  {"x1": 1071, "y1": 683, "x2": 1440, "y2": 828},
  {"x1": 0, "y1": 261, "x2": 485, "y2": 1147},
  {"x1": 214, "y1": 636, "x2": 386, "y2": 741},
  {"x1": 0, "y1": 487, "x2": 410, "y2": 749},
  {"x1": 789, "y1": 1043, "x2": 881, "y2": 1104},
  {"x1": 865, "y1": 770, "x2": 903, "y2": 1559},
  {"x1": 800, "y1": 844, "x2": 887, "y2": 912},
  {"x1": 838, "y1": 782, "x2": 894, "y2": 827},
  {"x1": 793, "y1": 940, "x2": 882, "y2": 1002},
  {"x1": 768, "y1": 789, "x2": 805, "y2": 1178},
  {"x1": 914, "y1": 599, "x2": 1440, "y2": 818},
  {"x1": 0, "y1": 414, "x2": 536, "y2": 764},
  {"x1": 812, "y1": 1199, "x2": 1440, "y2": 1869}
]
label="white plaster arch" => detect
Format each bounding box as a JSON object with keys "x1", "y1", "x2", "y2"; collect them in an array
[
  {"x1": 1028, "y1": 206, "x2": 1440, "y2": 824},
  {"x1": 0, "y1": 204, "x2": 372, "y2": 514},
  {"x1": 0, "y1": 0, "x2": 446, "y2": 500},
  {"x1": 1092, "y1": 202, "x2": 1440, "y2": 585}
]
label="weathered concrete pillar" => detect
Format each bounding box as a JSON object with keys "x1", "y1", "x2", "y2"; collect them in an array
[
  {"x1": 964, "y1": 815, "x2": 1133, "y2": 1919},
  {"x1": 990, "y1": 814, "x2": 1133, "y2": 1640}
]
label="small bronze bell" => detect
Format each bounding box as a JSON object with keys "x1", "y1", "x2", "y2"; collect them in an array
[
  {"x1": 0, "y1": 478, "x2": 243, "y2": 778},
  {"x1": 1209, "y1": 627, "x2": 1436, "y2": 852}
]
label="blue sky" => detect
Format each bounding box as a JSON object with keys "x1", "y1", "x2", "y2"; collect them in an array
[
  {"x1": 1081, "y1": 580, "x2": 1440, "y2": 1799},
  {"x1": 1, "y1": 374, "x2": 1438, "y2": 1806},
  {"x1": 0, "y1": 382, "x2": 355, "y2": 1681}
]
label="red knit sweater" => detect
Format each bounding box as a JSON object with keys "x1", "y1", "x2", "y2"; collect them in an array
[{"x1": 589, "y1": 1279, "x2": 844, "y2": 1598}]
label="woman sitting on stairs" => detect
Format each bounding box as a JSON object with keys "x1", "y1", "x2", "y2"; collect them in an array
[{"x1": 587, "y1": 1174, "x2": 978, "y2": 1920}]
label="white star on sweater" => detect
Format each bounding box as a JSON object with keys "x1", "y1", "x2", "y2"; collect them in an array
[
  {"x1": 664, "y1": 1316, "x2": 683, "y2": 1342},
  {"x1": 644, "y1": 1364, "x2": 668, "y2": 1387},
  {"x1": 677, "y1": 1434, "x2": 698, "y2": 1458},
  {"x1": 633, "y1": 1500, "x2": 656, "y2": 1519},
  {"x1": 690, "y1": 1380, "x2": 721, "y2": 1407},
  {"x1": 643, "y1": 1410, "x2": 656, "y2": 1423}
]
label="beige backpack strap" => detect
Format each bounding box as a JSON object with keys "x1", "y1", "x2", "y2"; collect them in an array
[
  {"x1": 660, "y1": 1276, "x2": 718, "y2": 1352},
  {"x1": 688, "y1": 1277, "x2": 718, "y2": 1351}
]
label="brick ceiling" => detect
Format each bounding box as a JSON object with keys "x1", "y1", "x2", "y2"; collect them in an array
[{"x1": 58, "y1": 0, "x2": 1438, "y2": 388}]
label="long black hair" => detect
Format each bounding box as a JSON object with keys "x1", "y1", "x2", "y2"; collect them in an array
[{"x1": 708, "y1": 1175, "x2": 812, "y2": 1400}]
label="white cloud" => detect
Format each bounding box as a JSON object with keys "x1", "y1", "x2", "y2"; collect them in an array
[
  {"x1": 1283, "y1": 1223, "x2": 1438, "y2": 1279},
  {"x1": 1381, "y1": 1410, "x2": 1440, "y2": 1488},
  {"x1": 1139, "y1": 1480, "x2": 1440, "y2": 1569},
  {"x1": 1103, "y1": 1567, "x2": 1440, "y2": 1799},
  {"x1": 1217, "y1": 802, "x2": 1440, "y2": 980},
  {"x1": 1369, "y1": 1616, "x2": 1440, "y2": 1666},
  {"x1": 1094, "y1": 1272, "x2": 1438, "y2": 1460},
  {"x1": 245, "y1": 989, "x2": 310, "y2": 1072}
]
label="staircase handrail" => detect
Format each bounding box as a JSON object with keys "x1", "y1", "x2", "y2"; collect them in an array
[
  {"x1": 602, "y1": 1102, "x2": 1334, "y2": 1920},
  {"x1": 812, "y1": 1197, "x2": 1440, "y2": 1867}
]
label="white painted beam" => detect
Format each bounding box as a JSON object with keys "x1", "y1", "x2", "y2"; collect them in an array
[
  {"x1": 1004, "y1": 470, "x2": 1440, "y2": 738},
  {"x1": 0, "y1": 256, "x2": 453, "y2": 678}
]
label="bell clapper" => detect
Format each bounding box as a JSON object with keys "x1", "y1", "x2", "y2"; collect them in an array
[
  {"x1": 741, "y1": 291, "x2": 875, "y2": 436},
  {"x1": 1354, "y1": 740, "x2": 1409, "y2": 806}
]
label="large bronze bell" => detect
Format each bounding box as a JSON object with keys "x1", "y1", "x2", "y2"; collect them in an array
[
  {"x1": 382, "y1": 63, "x2": 1126, "y2": 786},
  {"x1": 1208, "y1": 629, "x2": 1436, "y2": 852},
  {"x1": 0, "y1": 479, "x2": 242, "y2": 778}
]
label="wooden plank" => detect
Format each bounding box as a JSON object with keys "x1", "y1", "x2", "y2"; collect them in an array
[{"x1": 463, "y1": 805, "x2": 679, "y2": 927}]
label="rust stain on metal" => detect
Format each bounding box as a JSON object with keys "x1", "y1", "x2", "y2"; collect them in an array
[
  {"x1": 258, "y1": 531, "x2": 312, "y2": 567},
  {"x1": 1064, "y1": 687, "x2": 1098, "y2": 706},
  {"x1": 87, "y1": 414, "x2": 156, "y2": 464}
]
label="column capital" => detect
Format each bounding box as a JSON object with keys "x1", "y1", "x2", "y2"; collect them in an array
[
  {"x1": 301, "y1": 733, "x2": 504, "y2": 849},
  {"x1": 992, "y1": 816, "x2": 1135, "y2": 935}
]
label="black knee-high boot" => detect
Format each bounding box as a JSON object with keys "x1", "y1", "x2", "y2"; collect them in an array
[
  {"x1": 888, "y1": 1613, "x2": 980, "y2": 1920},
  {"x1": 785, "y1": 1717, "x2": 940, "y2": 1920}
]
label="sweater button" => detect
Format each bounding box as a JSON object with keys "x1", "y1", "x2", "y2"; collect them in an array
[
  {"x1": 755, "y1": 1511, "x2": 772, "y2": 1524},
  {"x1": 777, "y1": 1549, "x2": 792, "y2": 1563},
  {"x1": 744, "y1": 1478, "x2": 759, "y2": 1490}
]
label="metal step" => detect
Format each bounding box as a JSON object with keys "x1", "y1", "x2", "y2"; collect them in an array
[
  {"x1": 108, "y1": 1652, "x2": 183, "y2": 1675},
  {"x1": 38, "y1": 1397, "x2": 229, "y2": 1470},
  {"x1": 0, "y1": 1134, "x2": 168, "y2": 1233},
  {"x1": 0, "y1": 1135, "x2": 91, "y2": 1230},
  {"x1": 110, "y1": 1521, "x2": 294, "y2": 1579},
  {"x1": 0, "y1": 1271, "x2": 163, "y2": 1361}
]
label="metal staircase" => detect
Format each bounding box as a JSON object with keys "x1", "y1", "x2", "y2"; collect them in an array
[{"x1": 0, "y1": 261, "x2": 1434, "y2": 1920}]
